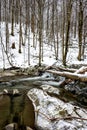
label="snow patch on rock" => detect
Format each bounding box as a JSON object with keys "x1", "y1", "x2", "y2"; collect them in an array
[{"x1": 27, "y1": 87, "x2": 87, "y2": 130}]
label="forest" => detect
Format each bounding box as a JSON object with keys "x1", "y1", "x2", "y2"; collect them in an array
[
  {"x1": 0, "y1": 0, "x2": 87, "y2": 130},
  {"x1": 0, "y1": 0, "x2": 87, "y2": 67}
]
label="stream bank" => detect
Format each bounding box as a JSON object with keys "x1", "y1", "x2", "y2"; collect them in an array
[{"x1": 0, "y1": 66, "x2": 87, "y2": 130}]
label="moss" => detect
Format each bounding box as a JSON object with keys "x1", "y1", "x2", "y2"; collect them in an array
[{"x1": 59, "y1": 109, "x2": 67, "y2": 116}]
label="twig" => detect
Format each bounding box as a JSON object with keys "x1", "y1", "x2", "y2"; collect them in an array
[
  {"x1": 35, "y1": 110, "x2": 50, "y2": 120},
  {"x1": 35, "y1": 110, "x2": 87, "y2": 122},
  {"x1": 51, "y1": 116, "x2": 87, "y2": 121}
]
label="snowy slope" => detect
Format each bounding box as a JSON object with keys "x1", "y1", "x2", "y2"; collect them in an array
[{"x1": 0, "y1": 22, "x2": 87, "y2": 69}]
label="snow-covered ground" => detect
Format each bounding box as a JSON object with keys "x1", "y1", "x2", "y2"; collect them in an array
[{"x1": 0, "y1": 22, "x2": 87, "y2": 69}]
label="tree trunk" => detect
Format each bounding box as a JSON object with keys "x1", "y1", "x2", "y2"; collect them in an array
[
  {"x1": 46, "y1": 0, "x2": 49, "y2": 36},
  {"x1": 77, "y1": 0, "x2": 83, "y2": 61},
  {"x1": 5, "y1": 0, "x2": 9, "y2": 54},
  {"x1": 11, "y1": 0, "x2": 14, "y2": 36},
  {"x1": 15, "y1": 0, "x2": 19, "y2": 24},
  {"x1": 74, "y1": 1, "x2": 77, "y2": 38},
  {"x1": 19, "y1": 0, "x2": 22, "y2": 53},
  {"x1": 38, "y1": 0, "x2": 44, "y2": 66},
  {"x1": 62, "y1": 0, "x2": 65, "y2": 64},
  {"x1": 63, "y1": 0, "x2": 72, "y2": 66}
]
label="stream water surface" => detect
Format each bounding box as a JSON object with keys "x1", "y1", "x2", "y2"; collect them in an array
[{"x1": 0, "y1": 78, "x2": 37, "y2": 130}]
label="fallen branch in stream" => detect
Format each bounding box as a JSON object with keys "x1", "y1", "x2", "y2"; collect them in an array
[{"x1": 35, "y1": 110, "x2": 87, "y2": 122}]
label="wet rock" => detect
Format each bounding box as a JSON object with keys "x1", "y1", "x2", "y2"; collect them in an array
[
  {"x1": 5, "y1": 123, "x2": 33, "y2": 130},
  {"x1": 79, "y1": 82, "x2": 87, "y2": 88},
  {"x1": 26, "y1": 126, "x2": 33, "y2": 130},
  {"x1": 40, "y1": 85, "x2": 60, "y2": 95},
  {"x1": 64, "y1": 81, "x2": 87, "y2": 105},
  {"x1": 13, "y1": 89, "x2": 19, "y2": 95},
  {"x1": 3, "y1": 89, "x2": 8, "y2": 94},
  {"x1": 5, "y1": 123, "x2": 17, "y2": 130},
  {"x1": 0, "y1": 82, "x2": 12, "y2": 87},
  {"x1": 77, "y1": 93, "x2": 87, "y2": 105}
]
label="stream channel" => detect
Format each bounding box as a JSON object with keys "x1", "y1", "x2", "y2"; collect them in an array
[
  {"x1": 0, "y1": 73, "x2": 87, "y2": 130},
  {"x1": 0, "y1": 75, "x2": 37, "y2": 130}
]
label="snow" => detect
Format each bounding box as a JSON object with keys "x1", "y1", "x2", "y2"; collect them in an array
[
  {"x1": 27, "y1": 87, "x2": 87, "y2": 130},
  {"x1": 40, "y1": 84, "x2": 60, "y2": 95},
  {"x1": 0, "y1": 22, "x2": 87, "y2": 69},
  {"x1": 0, "y1": 22, "x2": 57, "y2": 68}
]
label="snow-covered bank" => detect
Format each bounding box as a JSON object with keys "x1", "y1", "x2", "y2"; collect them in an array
[
  {"x1": 27, "y1": 86, "x2": 87, "y2": 130},
  {"x1": 0, "y1": 22, "x2": 57, "y2": 69},
  {"x1": 0, "y1": 22, "x2": 87, "y2": 69}
]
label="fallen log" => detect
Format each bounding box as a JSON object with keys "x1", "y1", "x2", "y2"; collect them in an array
[
  {"x1": 56, "y1": 66, "x2": 77, "y2": 72},
  {"x1": 75, "y1": 66, "x2": 87, "y2": 74},
  {"x1": 44, "y1": 66, "x2": 87, "y2": 73},
  {"x1": 46, "y1": 70, "x2": 87, "y2": 82},
  {"x1": 44, "y1": 65, "x2": 77, "y2": 72}
]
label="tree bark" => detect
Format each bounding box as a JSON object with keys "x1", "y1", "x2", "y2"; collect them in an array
[
  {"x1": 46, "y1": 67, "x2": 87, "y2": 82},
  {"x1": 77, "y1": 0, "x2": 83, "y2": 61},
  {"x1": 11, "y1": 0, "x2": 14, "y2": 36},
  {"x1": 63, "y1": 0, "x2": 72, "y2": 66}
]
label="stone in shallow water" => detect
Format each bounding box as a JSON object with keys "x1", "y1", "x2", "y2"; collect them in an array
[
  {"x1": 13, "y1": 89, "x2": 19, "y2": 95},
  {"x1": 5, "y1": 123, "x2": 17, "y2": 130},
  {"x1": 5, "y1": 123, "x2": 33, "y2": 130},
  {"x1": 3, "y1": 89, "x2": 8, "y2": 94}
]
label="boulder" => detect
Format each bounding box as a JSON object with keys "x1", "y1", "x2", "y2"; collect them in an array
[{"x1": 27, "y1": 87, "x2": 87, "y2": 130}]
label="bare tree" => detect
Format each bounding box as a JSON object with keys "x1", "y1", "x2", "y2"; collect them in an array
[
  {"x1": 63, "y1": 0, "x2": 72, "y2": 66},
  {"x1": 5, "y1": 0, "x2": 9, "y2": 54},
  {"x1": 11, "y1": 0, "x2": 14, "y2": 35},
  {"x1": 77, "y1": 0, "x2": 83, "y2": 61},
  {"x1": 19, "y1": 0, "x2": 22, "y2": 53},
  {"x1": 36, "y1": 0, "x2": 45, "y2": 66}
]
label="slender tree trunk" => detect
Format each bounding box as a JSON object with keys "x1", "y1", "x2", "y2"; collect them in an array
[
  {"x1": 62, "y1": 0, "x2": 65, "y2": 64},
  {"x1": 28, "y1": 27, "x2": 30, "y2": 65},
  {"x1": 63, "y1": 0, "x2": 72, "y2": 66},
  {"x1": 38, "y1": 0, "x2": 44, "y2": 66},
  {"x1": 1, "y1": 37, "x2": 5, "y2": 69},
  {"x1": 77, "y1": 0, "x2": 83, "y2": 61},
  {"x1": 15, "y1": 0, "x2": 19, "y2": 24},
  {"x1": 11, "y1": 0, "x2": 14, "y2": 36},
  {"x1": 5, "y1": 0, "x2": 9, "y2": 54},
  {"x1": 74, "y1": 1, "x2": 77, "y2": 38},
  {"x1": 38, "y1": 13, "x2": 42, "y2": 66},
  {"x1": 28, "y1": 0, "x2": 30, "y2": 66},
  {"x1": 82, "y1": 17, "x2": 86, "y2": 60},
  {"x1": 46, "y1": 0, "x2": 49, "y2": 36},
  {"x1": 19, "y1": 0, "x2": 22, "y2": 53}
]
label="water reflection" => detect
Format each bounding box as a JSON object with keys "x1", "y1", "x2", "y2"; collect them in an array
[{"x1": 0, "y1": 89, "x2": 35, "y2": 130}]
